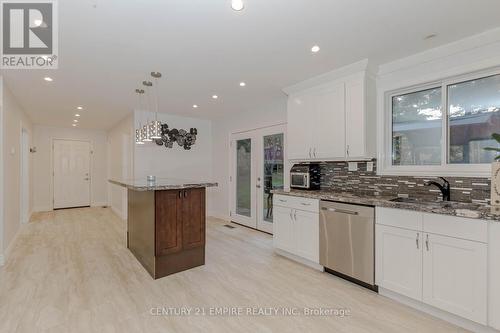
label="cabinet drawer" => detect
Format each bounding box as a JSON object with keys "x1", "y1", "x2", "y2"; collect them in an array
[
  {"x1": 273, "y1": 194, "x2": 319, "y2": 213},
  {"x1": 422, "y1": 213, "x2": 487, "y2": 243},
  {"x1": 376, "y1": 207, "x2": 422, "y2": 231}
]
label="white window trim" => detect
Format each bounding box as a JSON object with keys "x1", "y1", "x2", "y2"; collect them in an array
[{"x1": 379, "y1": 67, "x2": 500, "y2": 177}]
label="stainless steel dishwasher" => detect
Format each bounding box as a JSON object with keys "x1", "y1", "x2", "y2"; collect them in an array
[{"x1": 319, "y1": 200, "x2": 377, "y2": 291}]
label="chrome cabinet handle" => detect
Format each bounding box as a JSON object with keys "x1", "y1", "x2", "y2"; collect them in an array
[
  {"x1": 289, "y1": 210, "x2": 293, "y2": 221},
  {"x1": 347, "y1": 145, "x2": 350, "y2": 156},
  {"x1": 313, "y1": 147, "x2": 316, "y2": 158},
  {"x1": 425, "y1": 234, "x2": 429, "y2": 251},
  {"x1": 308, "y1": 147, "x2": 312, "y2": 158},
  {"x1": 300, "y1": 202, "x2": 311, "y2": 206},
  {"x1": 178, "y1": 191, "x2": 182, "y2": 198},
  {"x1": 416, "y1": 233, "x2": 420, "y2": 249},
  {"x1": 279, "y1": 199, "x2": 287, "y2": 202},
  {"x1": 184, "y1": 191, "x2": 188, "y2": 198},
  {"x1": 294, "y1": 209, "x2": 297, "y2": 221},
  {"x1": 321, "y1": 207, "x2": 358, "y2": 215},
  {"x1": 256, "y1": 185, "x2": 261, "y2": 188}
]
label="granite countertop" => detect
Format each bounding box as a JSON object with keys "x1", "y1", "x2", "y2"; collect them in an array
[
  {"x1": 109, "y1": 178, "x2": 218, "y2": 191},
  {"x1": 272, "y1": 189, "x2": 500, "y2": 222}
]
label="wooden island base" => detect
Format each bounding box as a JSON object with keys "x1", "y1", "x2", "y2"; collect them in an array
[{"x1": 127, "y1": 187, "x2": 206, "y2": 279}]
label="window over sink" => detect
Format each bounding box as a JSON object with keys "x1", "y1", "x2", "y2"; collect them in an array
[{"x1": 383, "y1": 70, "x2": 500, "y2": 176}]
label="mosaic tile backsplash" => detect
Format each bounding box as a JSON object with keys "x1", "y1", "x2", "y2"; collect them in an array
[{"x1": 319, "y1": 161, "x2": 491, "y2": 204}]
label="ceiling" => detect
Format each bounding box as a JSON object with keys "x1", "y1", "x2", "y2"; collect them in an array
[{"x1": 3, "y1": 0, "x2": 500, "y2": 130}]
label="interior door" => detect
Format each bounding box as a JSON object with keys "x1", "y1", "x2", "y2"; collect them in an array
[{"x1": 53, "y1": 139, "x2": 91, "y2": 209}]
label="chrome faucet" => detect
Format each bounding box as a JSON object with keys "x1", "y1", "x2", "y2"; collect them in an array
[{"x1": 425, "y1": 177, "x2": 451, "y2": 201}]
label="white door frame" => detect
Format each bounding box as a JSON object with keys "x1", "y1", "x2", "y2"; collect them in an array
[
  {"x1": 229, "y1": 123, "x2": 288, "y2": 233},
  {"x1": 20, "y1": 128, "x2": 30, "y2": 224},
  {"x1": 52, "y1": 138, "x2": 92, "y2": 209}
]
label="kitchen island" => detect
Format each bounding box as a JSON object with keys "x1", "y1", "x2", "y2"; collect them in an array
[{"x1": 109, "y1": 178, "x2": 217, "y2": 279}]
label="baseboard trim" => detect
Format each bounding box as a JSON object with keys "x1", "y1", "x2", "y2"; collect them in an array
[
  {"x1": 91, "y1": 202, "x2": 108, "y2": 208},
  {"x1": 274, "y1": 248, "x2": 324, "y2": 271},
  {"x1": 207, "y1": 212, "x2": 230, "y2": 222},
  {"x1": 379, "y1": 288, "x2": 498, "y2": 333},
  {"x1": 2, "y1": 223, "x2": 26, "y2": 267},
  {"x1": 33, "y1": 206, "x2": 52, "y2": 213},
  {"x1": 110, "y1": 205, "x2": 126, "y2": 220}
]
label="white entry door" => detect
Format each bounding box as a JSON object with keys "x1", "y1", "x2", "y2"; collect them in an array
[
  {"x1": 230, "y1": 125, "x2": 286, "y2": 233},
  {"x1": 53, "y1": 140, "x2": 91, "y2": 209}
]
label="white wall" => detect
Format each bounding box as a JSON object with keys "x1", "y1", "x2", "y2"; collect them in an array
[
  {"x1": 134, "y1": 111, "x2": 214, "y2": 206},
  {"x1": 32, "y1": 125, "x2": 108, "y2": 212},
  {"x1": 0, "y1": 78, "x2": 33, "y2": 264},
  {"x1": 107, "y1": 114, "x2": 134, "y2": 219},
  {"x1": 209, "y1": 98, "x2": 287, "y2": 219}
]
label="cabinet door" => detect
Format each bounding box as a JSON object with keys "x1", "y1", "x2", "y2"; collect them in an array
[
  {"x1": 345, "y1": 77, "x2": 365, "y2": 158},
  {"x1": 423, "y1": 234, "x2": 487, "y2": 324},
  {"x1": 273, "y1": 206, "x2": 294, "y2": 253},
  {"x1": 375, "y1": 225, "x2": 422, "y2": 301},
  {"x1": 313, "y1": 83, "x2": 346, "y2": 159},
  {"x1": 181, "y1": 188, "x2": 206, "y2": 249},
  {"x1": 155, "y1": 190, "x2": 183, "y2": 256},
  {"x1": 287, "y1": 93, "x2": 314, "y2": 160},
  {"x1": 294, "y1": 210, "x2": 319, "y2": 263}
]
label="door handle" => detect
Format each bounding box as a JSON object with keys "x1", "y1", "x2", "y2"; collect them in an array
[
  {"x1": 84, "y1": 178, "x2": 89, "y2": 181},
  {"x1": 321, "y1": 207, "x2": 359, "y2": 215},
  {"x1": 416, "y1": 233, "x2": 420, "y2": 249}
]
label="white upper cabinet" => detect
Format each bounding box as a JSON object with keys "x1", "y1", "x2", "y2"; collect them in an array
[{"x1": 283, "y1": 59, "x2": 376, "y2": 161}]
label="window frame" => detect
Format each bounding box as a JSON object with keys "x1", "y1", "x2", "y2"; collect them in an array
[{"x1": 381, "y1": 67, "x2": 500, "y2": 177}]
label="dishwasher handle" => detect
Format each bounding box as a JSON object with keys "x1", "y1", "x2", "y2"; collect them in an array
[{"x1": 321, "y1": 207, "x2": 359, "y2": 215}]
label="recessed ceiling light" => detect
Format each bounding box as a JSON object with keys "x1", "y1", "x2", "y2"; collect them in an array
[
  {"x1": 77, "y1": 106, "x2": 83, "y2": 110},
  {"x1": 44, "y1": 77, "x2": 53, "y2": 82},
  {"x1": 73, "y1": 119, "x2": 78, "y2": 123},
  {"x1": 239, "y1": 82, "x2": 246, "y2": 87},
  {"x1": 72, "y1": 124, "x2": 77, "y2": 127},
  {"x1": 424, "y1": 33, "x2": 437, "y2": 40},
  {"x1": 212, "y1": 95, "x2": 218, "y2": 99},
  {"x1": 231, "y1": 0, "x2": 244, "y2": 11},
  {"x1": 311, "y1": 45, "x2": 320, "y2": 53},
  {"x1": 75, "y1": 114, "x2": 80, "y2": 117},
  {"x1": 193, "y1": 104, "x2": 198, "y2": 108}
]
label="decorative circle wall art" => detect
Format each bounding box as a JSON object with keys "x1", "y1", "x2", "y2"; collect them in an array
[{"x1": 155, "y1": 123, "x2": 198, "y2": 150}]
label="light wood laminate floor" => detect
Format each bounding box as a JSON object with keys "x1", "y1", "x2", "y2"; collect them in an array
[{"x1": 0, "y1": 207, "x2": 468, "y2": 333}]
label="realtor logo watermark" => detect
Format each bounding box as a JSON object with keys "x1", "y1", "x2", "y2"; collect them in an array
[{"x1": 1, "y1": 0, "x2": 58, "y2": 69}]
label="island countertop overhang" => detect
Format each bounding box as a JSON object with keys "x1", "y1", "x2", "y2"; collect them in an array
[{"x1": 109, "y1": 178, "x2": 218, "y2": 191}]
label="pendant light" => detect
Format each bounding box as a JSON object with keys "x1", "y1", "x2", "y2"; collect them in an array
[
  {"x1": 135, "y1": 89, "x2": 145, "y2": 145},
  {"x1": 142, "y1": 80, "x2": 153, "y2": 142},
  {"x1": 150, "y1": 71, "x2": 162, "y2": 139}
]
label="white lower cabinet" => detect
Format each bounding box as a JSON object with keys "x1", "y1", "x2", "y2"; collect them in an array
[
  {"x1": 376, "y1": 208, "x2": 488, "y2": 326},
  {"x1": 423, "y1": 233, "x2": 487, "y2": 324},
  {"x1": 375, "y1": 225, "x2": 422, "y2": 301},
  {"x1": 273, "y1": 196, "x2": 319, "y2": 264}
]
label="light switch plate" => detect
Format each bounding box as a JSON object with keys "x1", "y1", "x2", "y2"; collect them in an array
[
  {"x1": 348, "y1": 162, "x2": 358, "y2": 171},
  {"x1": 366, "y1": 161, "x2": 374, "y2": 172}
]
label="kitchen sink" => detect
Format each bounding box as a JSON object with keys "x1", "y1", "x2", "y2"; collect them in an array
[{"x1": 389, "y1": 197, "x2": 481, "y2": 210}]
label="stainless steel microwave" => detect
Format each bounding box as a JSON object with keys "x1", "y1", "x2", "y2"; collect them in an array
[{"x1": 290, "y1": 164, "x2": 320, "y2": 190}]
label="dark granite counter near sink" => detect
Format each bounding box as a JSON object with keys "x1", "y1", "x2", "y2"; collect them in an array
[{"x1": 272, "y1": 189, "x2": 500, "y2": 222}]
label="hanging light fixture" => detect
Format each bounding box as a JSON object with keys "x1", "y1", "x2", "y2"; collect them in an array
[
  {"x1": 142, "y1": 80, "x2": 153, "y2": 142},
  {"x1": 135, "y1": 89, "x2": 145, "y2": 145},
  {"x1": 150, "y1": 71, "x2": 162, "y2": 139}
]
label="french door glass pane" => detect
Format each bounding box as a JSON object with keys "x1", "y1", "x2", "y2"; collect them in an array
[
  {"x1": 448, "y1": 74, "x2": 500, "y2": 164},
  {"x1": 263, "y1": 134, "x2": 284, "y2": 223},
  {"x1": 236, "y1": 139, "x2": 251, "y2": 217},
  {"x1": 392, "y1": 87, "x2": 442, "y2": 165}
]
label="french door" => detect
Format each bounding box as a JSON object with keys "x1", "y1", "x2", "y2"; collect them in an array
[
  {"x1": 230, "y1": 125, "x2": 286, "y2": 233},
  {"x1": 53, "y1": 139, "x2": 91, "y2": 209}
]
